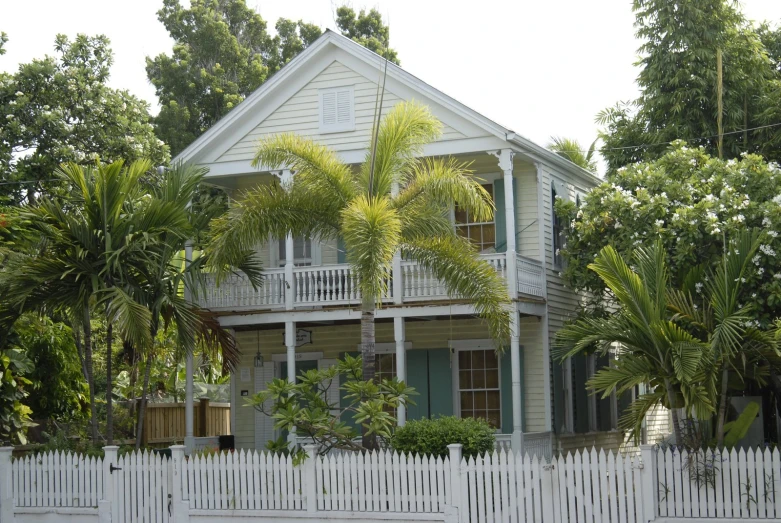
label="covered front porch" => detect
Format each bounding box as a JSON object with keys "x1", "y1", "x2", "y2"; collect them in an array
[{"x1": 220, "y1": 313, "x2": 552, "y2": 457}]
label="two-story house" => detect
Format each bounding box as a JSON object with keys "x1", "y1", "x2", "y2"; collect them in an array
[{"x1": 174, "y1": 30, "x2": 643, "y2": 456}]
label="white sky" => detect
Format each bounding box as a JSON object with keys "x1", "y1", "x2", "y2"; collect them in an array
[{"x1": 3, "y1": 0, "x2": 781, "y2": 170}]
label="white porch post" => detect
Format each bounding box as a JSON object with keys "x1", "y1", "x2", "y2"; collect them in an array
[
  {"x1": 184, "y1": 239, "x2": 195, "y2": 453},
  {"x1": 285, "y1": 320, "x2": 296, "y2": 445},
  {"x1": 394, "y1": 317, "x2": 406, "y2": 425},
  {"x1": 494, "y1": 149, "x2": 518, "y2": 299},
  {"x1": 391, "y1": 181, "x2": 403, "y2": 304},
  {"x1": 509, "y1": 305, "x2": 523, "y2": 452},
  {"x1": 281, "y1": 169, "x2": 295, "y2": 310}
]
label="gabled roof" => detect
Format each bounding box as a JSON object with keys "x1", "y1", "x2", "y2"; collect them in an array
[{"x1": 173, "y1": 29, "x2": 600, "y2": 186}]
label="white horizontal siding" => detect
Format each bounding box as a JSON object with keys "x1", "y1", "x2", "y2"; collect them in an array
[{"x1": 217, "y1": 60, "x2": 465, "y2": 163}]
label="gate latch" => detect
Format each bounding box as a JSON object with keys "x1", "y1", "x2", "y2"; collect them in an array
[{"x1": 109, "y1": 463, "x2": 122, "y2": 474}]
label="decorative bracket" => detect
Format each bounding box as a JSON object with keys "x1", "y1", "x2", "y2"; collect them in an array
[{"x1": 488, "y1": 149, "x2": 515, "y2": 173}]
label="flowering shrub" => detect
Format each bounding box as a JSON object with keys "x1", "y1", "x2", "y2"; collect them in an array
[{"x1": 559, "y1": 142, "x2": 781, "y2": 326}]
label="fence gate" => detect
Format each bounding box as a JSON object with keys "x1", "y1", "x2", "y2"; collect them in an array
[{"x1": 111, "y1": 450, "x2": 172, "y2": 523}]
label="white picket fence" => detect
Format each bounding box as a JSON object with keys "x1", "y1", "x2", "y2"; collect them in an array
[{"x1": 2, "y1": 444, "x2": 781, "y2": 523}]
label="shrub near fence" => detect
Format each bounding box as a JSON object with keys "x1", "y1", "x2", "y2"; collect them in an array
[{"x1": 1, "y1": 444, "x2": 781, "y2": 523}]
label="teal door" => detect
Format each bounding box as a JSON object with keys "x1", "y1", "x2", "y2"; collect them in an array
[{"x1": 278, "y1": 359, "x2": 319, "y2": 441}]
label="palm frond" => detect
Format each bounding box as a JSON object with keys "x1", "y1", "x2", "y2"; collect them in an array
[{"x1": 401, "y1": 235, "x2": 511, "y2": 343}]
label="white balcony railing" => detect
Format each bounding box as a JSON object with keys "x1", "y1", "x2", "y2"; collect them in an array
[
  {"x1": 200, "y1": 253, "x2": 543, "y2": 311},
  {"x1": 495, "y1": 431, "x2": 554, "y2": 460}
]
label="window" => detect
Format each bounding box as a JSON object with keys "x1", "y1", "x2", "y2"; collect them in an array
[
  {"x1": 374, "y1": 353, "x2": 396, "y2": 382},
  {"x1": 319, "y1": 86, "x2": 354, "y2": 133},
  {"x1": 455, "y1": 184, "x2": 496, "y2": 252},
  {"x1": 457, "y1": 349, "x2": 501, "y2": 428},
  {"x1": 552, "y1": 186, "x2": 565, "y2": 267},
  {"x1": 278, "y1": 237, "x2": 314, "y2": 267}
]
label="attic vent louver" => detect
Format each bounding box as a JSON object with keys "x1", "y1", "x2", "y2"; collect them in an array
[{"x1": 319, "y1": 86, "x2": 354, "y2": 133}]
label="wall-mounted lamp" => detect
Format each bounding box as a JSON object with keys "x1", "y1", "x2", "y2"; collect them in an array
[{"x1": 254, "y1": 331, "x2": 264, "y2": 368}]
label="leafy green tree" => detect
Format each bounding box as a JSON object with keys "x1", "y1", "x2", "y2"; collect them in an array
[
  {"x1": 13, "y1": 314, "x2": 90, "y2": 422},
  {"x1": 559, "y1": 143, "x2": 781, "y2": 327},
  {"x1": 547, "y1": 136, "x2": 598, "y2": 171},
  {"x1": 147, "y1": 0, "x2": 398, "y2": 156},
  {"x1": 598, "y1": 0, "x2": 781, "y2": 171},
  {"x1": 0, "y1": 34, "x2": 168, "y2": 205},
  {"x1": 207, "y1": 101, "x2": 510, "y2": 447},
  {"x1": 335, "y1": 7, "x2": 399, "y2": 64},
  {"x1": 250, "y1": 354, "x2": 415, "y2": 456},
  {"x1": 0, "y1": 346, "x2": 33, "y2": 445}
]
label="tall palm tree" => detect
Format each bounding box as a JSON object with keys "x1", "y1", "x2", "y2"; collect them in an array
[
  {"x1": 548, "y1": 136, "x2": 598, "y2": 172},
  {"x1": 1, "y1": 161, "x2": 162, "y2": 442},
  {"x1": 207, "y1": 101, "x2": 511, "y2": 447},
  {"x1": 554, "y1": 241, "x2": 712, "y2": 444}
]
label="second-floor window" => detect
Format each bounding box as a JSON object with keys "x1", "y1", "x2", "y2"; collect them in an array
[
  {"x1": 455, "y1": 184, "x2": 496, "y2": 252},
  {"x1": 278, "y1": 237, "x2": 314, "y2": 267},
  {"x1": 552, "y1": 186, "x2": 565, "y2": 267}
]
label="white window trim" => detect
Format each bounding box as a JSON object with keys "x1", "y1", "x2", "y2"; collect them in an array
[
  {"x1": 450, "y1": 339, "x2": 503, "y2": 429},
  {"x1": 270, "y1": 351, "x2": 323, "y2": 363},
  {"x1": 587, "y1": 354, "x2": 598, "y2": 432},
  {"x1": 319, "y1": 85, "x2": 355, "y2": 134},
  {"x1": 270, "y1": 237, "x2": 322, "y2": 267},
  {"x1": 354, "y1": 342, "x2": 412, "y2": 354}
]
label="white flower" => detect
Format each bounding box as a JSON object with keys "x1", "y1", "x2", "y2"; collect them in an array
[
  {"x1": 773, "y1": 194, "x2": 781, "y2": 205},
  {"x1": 695, "y1": 282, "x2": 703, "y2": 294},
  {"x1": 733, "y1": 214, "x2": 745, "y2": 223},
  {"x1": 753, "y1": 255, "x2": 762, "y2": 265},
  {"x1": 5, "y1": 115, "x2": 13, "y2": 120},
  {"x1": 752, "y1": 293, "x2": 757, "y2": 298},
  {"x1": 655, "y1": 219, "x2": 664, "y2": 227},
  {"x1": 14, "y1": 91, "x2": 23, "y2": 97},
  {"x1": 769, "y1": 231, "x2": 779, "y2": 238},
  {"x1": 760, "y1": 244, "x2": 777, "y2": 257},
  {"x1": 774, "y1": 273, "x2": 781, "y2": 280},
  {"x1": 763, "y1": 217, "x2": 773, "y2": 227},
  {"x1": 758, "y1": 267, "x2": 765, "y2": 275}
]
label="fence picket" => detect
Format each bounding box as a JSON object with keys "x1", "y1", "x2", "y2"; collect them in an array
[
  {"x1": 729, "y1": 448, "x2": 740, "y2": 518},
  {"x1": 762, "y1": 447, "x2": 773, "y2": 519},
  {"x1": 772, "y1": 448, "x2": 781, "y2": 518}
]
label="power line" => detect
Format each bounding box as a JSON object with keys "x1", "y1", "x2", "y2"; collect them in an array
[{"x1": 550, "y1": 122, "x2": 781, "y2": 154}]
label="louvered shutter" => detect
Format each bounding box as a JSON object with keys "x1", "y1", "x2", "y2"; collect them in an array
[{"x1": 320, "y1": 86, "x2": 354, "y2": 132}]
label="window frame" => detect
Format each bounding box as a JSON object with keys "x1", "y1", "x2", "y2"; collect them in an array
[
  {"x1": 454, "y1": 182, "x2": 497, "y2": 253},
  {"x1": 271, "y1": 236, "x2": 322, "y2": 267},
  {"x1": 319, "y1": 85, "x2": 355, "y2": 134},
  {"x1": 450, "y1": 339, "x2": 502, "y2": 429}
]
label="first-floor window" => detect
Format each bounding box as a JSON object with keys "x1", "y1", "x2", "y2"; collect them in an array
[
  {"x1": 457, "y1": 349, "x2": 501, "y2": 428},
  {"x1": 374, "y1": 353, "x2": 396, "y2": 382}
]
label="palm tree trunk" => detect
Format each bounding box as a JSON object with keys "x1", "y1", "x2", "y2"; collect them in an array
[
  {"x1": 105, "y1": 321, "x2": 114, "y2": 445},
  {"x1": 135, "y1": 350, "x2": 154, "y2": 449},
  {"x1": 715, "y1": 364, "x2": 730, "y2": 448},
  {"x1": 83, "y1": 306, "x2": 99, "y2": 444},
  {"x1": 665, "y1": 378, "x2": 683, "y2": 445},
  {"x1": 360, "y1": 295, "x2": 377, "y2": 449}
]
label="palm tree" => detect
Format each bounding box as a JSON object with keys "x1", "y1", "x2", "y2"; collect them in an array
[
  {"x1": 130, "y1": 163, "x2": 248, "y2": 449},
  {"x1": 667, "y1": 230, "x2": 767, "y2": 446},
  {"x1": 554, "y1": 241, "x2": 712, "y2": 444},
  {"x1": 207, "y1": 101, "x2": 511, "y2": 447},
  {"x1": 548, "y1": 136, "x2": 598, "y2": 172},
  {"x1": 1, "y1": 161, "x2": 161, "y2": 442}
]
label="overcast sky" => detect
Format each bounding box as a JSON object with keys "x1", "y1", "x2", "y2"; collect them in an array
[{"x1": 4, "y1": 0, "x2": 781, "y2": 171}]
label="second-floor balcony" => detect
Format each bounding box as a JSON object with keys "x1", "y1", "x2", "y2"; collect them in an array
[{"x1": 200, "y1": 253, "x2": 544, "y2": 312}]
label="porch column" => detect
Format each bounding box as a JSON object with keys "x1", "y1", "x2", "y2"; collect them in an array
[
  {"x1": 394, "y1": 317, "x2": 407, "y2": 425},
  {"x1": 510, "y1": 304, "x2": 524, "y2": 452},
  {"x1": 281, "y1": 169, "x2": 295, "y2": 310},
  {"x1": 391, "y1": 181, "x2": 403, "y2": 304},
  {"x1": 495, "y1": 149, "x2": 518, "y2": 299},
  {"x1": 184, "y1": 239, "x2": 195, "y2": 454},
  {"x1": 285, "y1": 320, "x2": 297, "y2": 445}
]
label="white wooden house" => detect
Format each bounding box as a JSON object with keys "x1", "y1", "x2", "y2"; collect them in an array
[{"x1": 173, "y1": 30, "x2": 665, "y2": 455}]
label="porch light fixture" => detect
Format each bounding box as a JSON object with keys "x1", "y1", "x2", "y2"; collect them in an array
[{"x1": 254, "y1": 331, "x2": 264, "y2": 368}]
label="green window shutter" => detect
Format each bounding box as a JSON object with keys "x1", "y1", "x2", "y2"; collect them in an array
[
  {"x1": 573, "y1": 355, "x2": 590, "y2": 434},
  {"x1": 493, "y1": 178, "x2": 517, "y2": 253},
  {"x1": 493, "y1": 180, "x2": 506, "y2": 253},
  {"x1": 339, "y1": 351, "x2": 360, "y2": 431},
  {"x1": 427, "y1": 349, "x2": 453, "y2": 417},
  {"x1": 337, "y1": 237, "x2": 346, "y2": 264},
  {"x1": 405, "y1": 350, "x2": 429, "y2": 420},
  {"x1": 500, "y1": 348, "x2": 524, "y2": 434}
]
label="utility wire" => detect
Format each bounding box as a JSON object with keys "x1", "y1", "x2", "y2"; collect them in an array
[{"x1": 549, "y1": 122, "x2": 781, "y2": 154}]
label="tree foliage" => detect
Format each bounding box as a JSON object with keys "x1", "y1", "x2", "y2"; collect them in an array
[
  {"x1": 547, "y1": 136, "x2": 598, "y2": 172},
  {"x1": 391, "y1": 416, "x2": 495, "y2": 459},
  {"x1": 147, "y1": 0, "x2": 398, "y2": 156},
  {"x1": 249, "y1": 354, "x2": 416, "y2": 457},
  {"x1": 559, "y1": 143, "x2": 781, "y2": 328},
  {"x1": 0, "y1": 34, "x2": 168, "y2": 204},
  {"x1": 598, "y1": 0, "x2": 781, "y2": 171},
  {"x1": 0, "y1": 346, "x2": 33, "y2": 445}
]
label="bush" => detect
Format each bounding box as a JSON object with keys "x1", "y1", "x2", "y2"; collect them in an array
[{"x1": 390, "y1": 416, "x2": 495, "y2": 459}]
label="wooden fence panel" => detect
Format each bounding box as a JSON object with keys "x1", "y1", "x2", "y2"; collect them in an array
[{"x1": 143, "y1": 401, "x2": 230, "y2": 444}]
